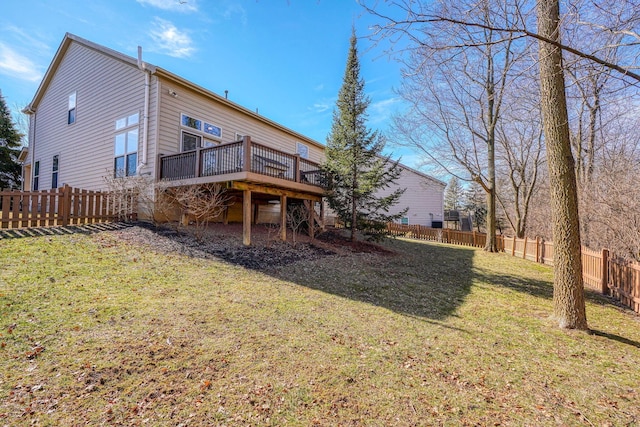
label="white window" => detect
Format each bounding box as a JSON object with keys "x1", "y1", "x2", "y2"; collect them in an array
[
  {"x1": 296, "y1": 142, "x2": 309, "y2": 159},
  {"x1": 33, "y1": 160, "x2": 40, "y2": 191},
  {"x1": 114, "y1": 113, "x2": 139, "y2": 177},
  {"x1": 181, "y1": 131, "x2": 201, "y2": 151},
  {"x1": 181, "y1": 114, "x2": 201, "y2": 131},
  {"x1": 68, "y1": 92, "x2": 77, "y2": 124},
  {"x1": 51, "y1": 155, "x2": 59, "y2": 189},
  {"x1": 203, "y1": 122, "x2": 221, "y2": 138},
  {"x1": 180, "y1": 114, "x2": 222, "y2": 150}
]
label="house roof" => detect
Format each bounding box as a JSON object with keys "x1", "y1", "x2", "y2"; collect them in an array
[
  {"x1": 24, "y1": 33, "x2": 324, "y2": 150},
  {"x1": 394, "y1": 159, "x2": 446, "y2": 187},
  {"x1": 26, "y1": 33, "x2": 444, "y2": 187}
]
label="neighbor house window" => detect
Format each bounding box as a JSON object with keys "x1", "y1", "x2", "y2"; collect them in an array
[
  {"x1": 114, "y1": 113, "x2": 139, "y2": 177},
  {"x1": 33, "y1": 160, "x2": 40, "y2": 191},
  {"x1": 51, "y1": 155, "x2": 59, "y2": 189},
  {"x1": 68, "y1": 92, "x2": 76, "y2": 124},
  {"x1": 401, "y1": 217, "x2": 409, "y2": 225}
]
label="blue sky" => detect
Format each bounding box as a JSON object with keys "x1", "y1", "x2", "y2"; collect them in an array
[{"x1": 0, "y1": 0, "x2": 424, "y2": 167}]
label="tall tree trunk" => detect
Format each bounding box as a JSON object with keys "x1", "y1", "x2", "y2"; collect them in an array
[
  {"x1": 537, "y1": 0, "x2": 588, "y2": 330},
  {"x1": 485, "y1": 157, "x2": 497, "y2": 251},
  {"x1": 351, "y1": 163, "x2": 358, "y2": 242}
]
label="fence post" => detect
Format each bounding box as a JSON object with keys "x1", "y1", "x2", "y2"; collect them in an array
[
  {"x1": 601, "y1": 248, "x2": 609, "y2": 295},
  {"x1": 512, "y1": 236, "x2": 516, "y2": 257},
  {"x1": 536, "y1": 237, "x2": 540, "y2": 263},
  {"x1": 60, "y1": 185, "x2": 71, "y2": 226}
]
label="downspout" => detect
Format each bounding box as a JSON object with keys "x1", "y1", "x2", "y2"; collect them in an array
[
  {"x1": 21, "y1": 106, "x2": 36, "y2": 190},
  {"x1": 136, "y1": 46, "x2": 150, "y2": 174}
]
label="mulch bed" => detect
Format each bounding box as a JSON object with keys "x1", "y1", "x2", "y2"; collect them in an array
[{"x1": 107, "y1": 222, "x2": 392, "y2": 271}]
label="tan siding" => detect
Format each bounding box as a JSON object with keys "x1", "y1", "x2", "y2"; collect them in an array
[
  {"x1": 33, "y1": 42, "x2": 145, "y2": 191},
  {"x1": 155, "y1": 77, "x2": 324, "y2": 163}
]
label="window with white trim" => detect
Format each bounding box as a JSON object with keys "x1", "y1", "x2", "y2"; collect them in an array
[
  {"x1": 68, "y1": 92, "x2": 76, "y2": 124},
  {"x1": 33, "y1": 160, "x2": 40, "y2": 191},
  {"x1": 114, "y1": 113, "x2": 139, "y2": 177},
  {"x1": 180, "y1": 113, "x2": 222, "y2": 151},
  {"x1": 401, "y1": 217, "x2": 409, "y2": 225},
  {"x1": 51, "y1": 155, "x2": 59, "y2": 189},
  {"x1": 296, "y1": 142, "x2": 309, "y2": 159},
  {"x1": 182, "y1": 131, "x2": 201, "y2": 151}
]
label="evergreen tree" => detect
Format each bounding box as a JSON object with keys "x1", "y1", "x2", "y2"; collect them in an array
[
  {"x1": 465, "y1": 181, "x2": 487, "y2": 232},
  {"x1": 323, "y1": 29, "x2": 406, "y2": 241},
  {"x1": 0, "y1": 91, "x2": 22, "y2": 189},
  {"x1": 444, "y1": 177, "x2": 464, "y2": 210}
]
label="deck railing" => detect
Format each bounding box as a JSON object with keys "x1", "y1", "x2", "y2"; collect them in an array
[{"x1": 159, "y1": 136, "x2": 326, "y2": 188}]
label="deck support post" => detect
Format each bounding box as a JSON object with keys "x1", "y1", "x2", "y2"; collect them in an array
[
  {"x1": 243, "y1": 189, "x2": 251, "y2": 246},
  {"x1": 280, "y1": 195, "x2": 287, "y2": 241},
  {"x1": 308, "y1": 200, "x2": 315, "y2": 239}
]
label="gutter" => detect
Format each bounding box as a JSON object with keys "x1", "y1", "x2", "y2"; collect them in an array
[{"x1": 136, "y1": 46, "x2": 150, "y2": 175}]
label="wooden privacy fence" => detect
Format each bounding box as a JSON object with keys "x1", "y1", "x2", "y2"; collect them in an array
[
  {"x1": 0, "y1": 185, "x2": 136, "y2": 229},
  {"x1": 386, "y1": 223, "x2": 505, "y2": 250},
  {"x1": 387, "y1": 222, "x2": 640, "y2": 314}
]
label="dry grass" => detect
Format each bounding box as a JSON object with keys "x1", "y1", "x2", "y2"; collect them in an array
[{"x1": 1, "y1": 227, "x2": 639, "y2": 426}]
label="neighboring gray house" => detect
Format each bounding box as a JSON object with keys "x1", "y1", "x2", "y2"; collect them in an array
[{"x1": 23, "y1": 33, "x2": 444, "y2": 242}]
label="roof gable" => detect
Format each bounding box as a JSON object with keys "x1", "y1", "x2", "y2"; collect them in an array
[{"x1": 25, "y1": 33, "x2": 153, "y2": 112}]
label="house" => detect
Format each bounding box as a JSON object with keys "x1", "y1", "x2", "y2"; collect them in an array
[{"x1": 23, "y1": 33, "x2": 444, "y2": 244}]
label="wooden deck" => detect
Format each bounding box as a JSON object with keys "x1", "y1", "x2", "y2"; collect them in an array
[
  {"x1": 158, "y1": 136, "x2": 327, "y2": 245},
  {"x1": 158, "y1": 136, "x2": 327, "y2": 197}
]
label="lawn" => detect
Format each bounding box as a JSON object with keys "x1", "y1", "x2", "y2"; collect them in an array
[{"x1": 1, "y1": 225, "x2": 639, "y2": 426}]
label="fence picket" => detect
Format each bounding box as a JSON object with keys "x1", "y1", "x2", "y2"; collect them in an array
[{"x1": 0, "y1": 186, "x2": 135, "y2": 231}]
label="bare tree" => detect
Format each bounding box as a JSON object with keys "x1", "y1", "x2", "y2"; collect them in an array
[
  {"x1": 169, "y1": 183, "x2": 231, "y2": 239},
  {"x1": 286, "y1": 202, "x2": 308, "y2": 247},
  {"x1": 390, "y1": 0, "x2": 532, "y2": 252},
  {"x1": 495, "y1": 91, "x2": 545, "y2": 238}
]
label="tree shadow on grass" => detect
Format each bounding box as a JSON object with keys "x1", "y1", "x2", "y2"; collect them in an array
[
  {"x1": 590, "y1": 329, "x2": 640, "y2": 349},
  {"x1": 267, "y1": 237, "x2": 477, "y2": 323},
  {"x1": 471, "y1": 269, "x2": 554, "y2": 300}
]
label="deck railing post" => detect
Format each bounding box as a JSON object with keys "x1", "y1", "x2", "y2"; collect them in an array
[
  {"x1": 294, "y1": 154, "x2": 301, "y2": 183},
  {"x1": 195, "y1": 147, "x2": 202, "y2": 177},
  {"x1": 157, "y1": 153, "x2": 163, "y2": 181},
  {"x1": 601, "y1": 248, "x2": 610, "y2": 295},
  {"x1": 242, "y1": 136, "x2": 252, "y2": 172}
]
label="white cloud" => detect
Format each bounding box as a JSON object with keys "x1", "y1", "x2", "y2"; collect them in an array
[
  {"x1": 222, "y1": 4, "x2": 247, "y2": 26},
  {"x1": 369, "y1": 97, "x2": 402, "y2": 124},
  {"x1": 312, "y1": 102, "x2": 331, "y2": 113},
  {"x1": 149, "y1": 18, "x2": 195, "y2": 58},
  {"x1": 137, "y1": 0, "x2": 198, "y2": 13},
  {"x1": 0, "y1": 43, "x2": 42, "y2": 82}
]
